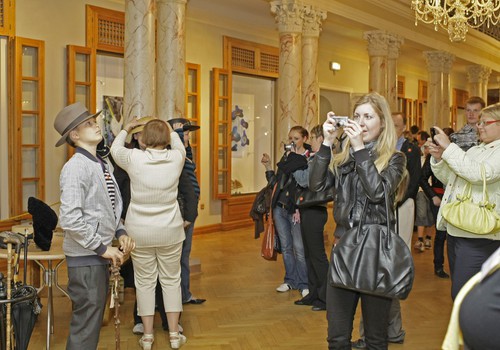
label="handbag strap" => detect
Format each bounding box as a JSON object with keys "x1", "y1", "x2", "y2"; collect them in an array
[
  {"x1": 269, "y1": 183, "x2": 278, "y2": 222},
  {"x1": 458, "y1": 163, "x2": 488, "y2": 202},
  {"x1": 481, "y1": 164, "x2": 489, "y2": 203},
  {"x1": 355, "y1": 182, "x2": 393, "y2": 247}
]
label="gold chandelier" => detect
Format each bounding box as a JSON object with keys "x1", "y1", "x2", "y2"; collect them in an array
[{"x1": 411, "y1": 0, "x2": 500, "y2": 42}]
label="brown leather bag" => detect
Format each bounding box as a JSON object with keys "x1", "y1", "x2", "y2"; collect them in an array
[
  {"x1": 261, "y1": 215, "x2": 277, "y2": 261},
  {"x1": 261, "y1": 183, "x2": 278, "y2": 261}
]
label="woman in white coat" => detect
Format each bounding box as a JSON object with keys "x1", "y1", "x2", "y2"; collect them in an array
[
  {"x1": 429, "y1": 102, "x2": 500, "y2": 300},
  {"x1": 111, "y1": 118, "x2": 187, "y2": 349}
]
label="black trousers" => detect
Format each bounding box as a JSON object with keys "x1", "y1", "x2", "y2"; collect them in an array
[
  {"x1": 299, "y1": 206, "x2": 328, "y2": 306},
  {"x1": 326, "y1": 271, "x2": 392, "y2": 350},
  {"x1": 430, "y1": 201, "x2": 446, "y2": 270},
  {"x1": 447, "y1": 235, "x2": 500, "y2": 300}
]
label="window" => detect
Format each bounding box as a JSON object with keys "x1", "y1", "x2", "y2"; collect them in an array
[
  {"x1": 231, "y1": 74, "x2": 274, "y2": 195},
  {"x1": 213, "y1": 37, "x2": 279, "y2": 199},
  {"x1": 10, "y1": 37, "x2": 45, "y2": 214}
]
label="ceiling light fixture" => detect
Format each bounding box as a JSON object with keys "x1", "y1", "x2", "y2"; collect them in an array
[{"x1": 411, "y1": 0, "x2": 500, "y2": 42}]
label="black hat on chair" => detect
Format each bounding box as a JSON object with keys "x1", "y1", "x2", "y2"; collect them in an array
[{"x1": 28, "y1": 197, "x2": 58, "y2": 251}]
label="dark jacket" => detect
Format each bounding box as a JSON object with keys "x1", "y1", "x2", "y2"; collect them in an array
[
  {"x1": 420, "y1": 154, "x2": 444, "y2": 200},
  {"x1": 177, "y1": 168, "x2": 198, "y2": 223},
  {"x1": 400, "y1": 139, "x2": 421, "y2": 203},
  {"x1": 309, "y1": 144, "x2": 406, "y2": 239},
  {"x1": 265, "y1": 152, "x2": 308, "y2": 213}
]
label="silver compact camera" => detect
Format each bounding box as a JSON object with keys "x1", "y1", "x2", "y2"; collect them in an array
[
  {"x1": 284, "y1": 141, "x2": 295, "y2": 152},
  {"x1": 331, "y1": 116, "x2": 349, "y2": 127}
]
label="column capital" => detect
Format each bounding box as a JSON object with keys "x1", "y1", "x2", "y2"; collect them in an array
[
  {"x1": 270, "y1": 0, "x2": 305, "y2": 33},
  {"x1": 423, "y1": 51, "x2": 454, "y2": 73},
  {"x1": 302, "y1": 6, "x2": 327, "y2": 37},
  {"x1": 363, "y1": 30, "x2": 389, "y2": 56},
  {"x1": 466, "y1": 64, "x2": 492, "y2": 84},
  {"x1": 387, "y1": 34, "x2": 404, "y2": 59}
]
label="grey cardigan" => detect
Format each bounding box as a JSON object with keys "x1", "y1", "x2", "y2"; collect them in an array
[{"x1": 59, "y1": 148, "x2": 126, "y2": 267}]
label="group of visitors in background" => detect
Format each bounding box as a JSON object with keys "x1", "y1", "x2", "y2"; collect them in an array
[
  {"x1": 261, "y1": 93, "x2": 500, "y2": 350},
  {"x1": 54, "y1": 103, "x2": 203, "y2": 350}
]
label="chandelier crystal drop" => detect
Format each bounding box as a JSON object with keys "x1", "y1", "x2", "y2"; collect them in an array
[{"x1": 411, "y1": 0, "x2": 500, "y2": 42}]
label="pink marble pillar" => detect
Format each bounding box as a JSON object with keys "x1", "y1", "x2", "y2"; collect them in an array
[
  {"x1": 123, "y1": 0, "x2": 156, "y2": 121},
  {"x1": 156, "y1": 0, "x2": 187, "y2": 121},
  {"x1": 466, "y1": 65, "x2": 491, "y2": 101},
  {"x1": 271, "y1": 1, "x2": 304, "y2": 156},
  {"x1": 424, "y1": 51, "x2": 454, "y2": 128},
  {"x1": 442, "y1": 54, "x2": 455, "y2": 127},
  {"x1": 301, "y1": 6, "x2": 326, "y2": 131},
  {"x1": 387, "y1": 35, "x2": 404, "y2": 112},
  {"x1": 364, "y1": 30, "x2": 389, "y2": 97}
]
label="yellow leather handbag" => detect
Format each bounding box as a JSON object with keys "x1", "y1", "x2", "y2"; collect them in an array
[{"x1": 441, "y1": 166, "x2": 500, "y2": 235}]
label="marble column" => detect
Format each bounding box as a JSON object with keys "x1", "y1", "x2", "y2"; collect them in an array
[
  {"x1": 156, "y1": 0, "x2": 187, "y2": 121},
  {"x1": 466, "y1": 65, "x2": 491, "y2": 101},
  {"x1": 442, "y1": 54, "x2": 455, "y2": 126},
  {"x1": 271, "y1": 0, "x2": 304, "y2": 156},
  {"x1": 387, "y1": 34, "x2": 404, "y2": 111},
  {"x1": 424, "y1": 51, "x2": 455, "y2": 128},
  {"x1": 123, "y1": 0, "x2": 156, "y2": 121},
  {"x1": 364, "y1": 30, "x2": 389, "y2": 97},
  {"x1": 301, "y1": 6, "x2": 326, "y2": 131}
]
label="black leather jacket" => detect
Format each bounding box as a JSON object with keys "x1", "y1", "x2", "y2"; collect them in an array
[{"x1": 309, "y1": 144, "x2": 406, "y2": 239}]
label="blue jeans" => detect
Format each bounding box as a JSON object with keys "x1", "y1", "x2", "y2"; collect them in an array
[
  {"x1": 181, "y1": 223, "x2": 194, "y2": 302},
  {"x1": 273, "y1": 206, "x2": 308, "y2": 290}
]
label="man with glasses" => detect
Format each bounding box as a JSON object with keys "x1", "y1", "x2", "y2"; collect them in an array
[{"x1": 450, "y1": 96, "x2": 486, "y2": 151}]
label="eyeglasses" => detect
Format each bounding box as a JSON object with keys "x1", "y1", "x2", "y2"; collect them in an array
[{"x1": 477, "y1": 120, "x2": 500, "y2": 127}]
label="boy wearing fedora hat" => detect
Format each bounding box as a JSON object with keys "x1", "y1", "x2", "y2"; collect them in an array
[{"x1": 54, "y1": 102, "x2": 135, "y2": 349}]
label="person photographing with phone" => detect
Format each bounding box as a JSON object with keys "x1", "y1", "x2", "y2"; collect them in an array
[{"x1": 428, "y1": 102, "x2": 500, "y2": 300}]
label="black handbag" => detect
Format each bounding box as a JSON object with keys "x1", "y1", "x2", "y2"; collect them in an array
[
  {"x1": 330, "y1": 184, "x2": 415, "y2": 300},
  {"x1": 296, "y1": 187, "x2": 334, "y2": 208}
]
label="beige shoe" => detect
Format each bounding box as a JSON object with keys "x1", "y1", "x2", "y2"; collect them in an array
[
  {"x1": 169, "y1": 331, "x2": 187, "y2": 349},
  {"x1": 139, "y1": 334, "x2": 154, "y2": 350}
]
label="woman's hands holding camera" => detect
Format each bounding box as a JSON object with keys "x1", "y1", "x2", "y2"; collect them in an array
[{"x1": 323, "y1": 112, "x2": 340, "y2": 147}]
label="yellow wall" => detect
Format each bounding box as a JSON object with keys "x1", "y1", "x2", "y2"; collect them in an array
[{"x1": 11, "y1": 0, "x2": 478, "y2": 226}]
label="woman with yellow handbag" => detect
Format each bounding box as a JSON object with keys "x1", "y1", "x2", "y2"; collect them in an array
[{"x1": 429, "y1": 102, "x2": 500, "y2": 300}]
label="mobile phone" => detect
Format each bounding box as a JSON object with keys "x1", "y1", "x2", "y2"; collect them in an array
[{"x1": 430, "y1": 127, "x2": 437, "y2": 144}]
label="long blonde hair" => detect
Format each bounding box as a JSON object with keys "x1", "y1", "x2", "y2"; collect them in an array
[
  {"x1": 332, "y1": 93, "x2": 396, "y2": 170},
  {"x1": 332, "y1": 92, "x2": 408, "y2": 201}
]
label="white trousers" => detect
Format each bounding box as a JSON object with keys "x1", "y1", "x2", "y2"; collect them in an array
[
  {"x1": 397, "y1": 198, "x2": 415, "y2": 249},
  {"x1": 131, "y1": 243, "x2": 183, "y2": 316}
]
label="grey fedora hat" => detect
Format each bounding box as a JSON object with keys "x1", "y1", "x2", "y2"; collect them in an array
[{"x1": 54, "y1": 102, "x2": 101, "y2": 147}]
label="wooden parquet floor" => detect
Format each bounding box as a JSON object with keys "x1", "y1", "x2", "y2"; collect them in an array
[{"x1": 14, "y1": 220, "x2": 452, "y2": 350}]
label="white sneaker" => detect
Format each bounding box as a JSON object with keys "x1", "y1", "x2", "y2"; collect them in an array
[
  {"x1": 178, "y1": 323, "x2": 184, "y2": 334},
  {"x1": 276, "y1": 283, "x2": 292, "y2": 292},
  {"x1": 133, "y1": 323, "x2": 144, "y2": 335},
  {"x1": 301, "y1": 289, "x2": 310, "y2": 298}
]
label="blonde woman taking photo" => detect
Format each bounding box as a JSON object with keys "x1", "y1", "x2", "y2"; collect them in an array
[{"x1": 309, "y1": 92, "x2": 407, "y2": 349}]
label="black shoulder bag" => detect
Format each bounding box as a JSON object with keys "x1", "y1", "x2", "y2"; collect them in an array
[{"x1": 330, "y1": 184, "x2": 415, "y2": 300}]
